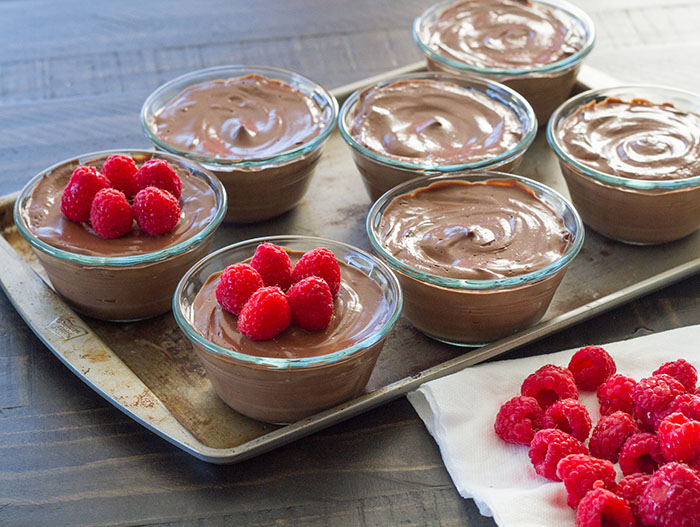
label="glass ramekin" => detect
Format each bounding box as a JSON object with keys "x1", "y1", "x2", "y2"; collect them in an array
[
  {"x1": 338, "y1": 72, "x2": 536, "y2": 202},
  {"x1": 547, "y1": 85, "x2": 700, "y2": 245},
  {"x1": 367, "y1": 172, "x2": 583, "y2": 346},
  {"x1": 141, "y1": 65, "x2": 338, "y2": 223},
  {"x1": 173, "y1": 235, "x2": 403, "y2": 424},
  {"x1": 413, "y1": 0, "x2": 595, "y2": 123},
  {"x1": 14, "y1": 149, "x2": 227, "y2": 321}
]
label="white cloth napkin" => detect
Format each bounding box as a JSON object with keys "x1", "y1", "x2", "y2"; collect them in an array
[{"x1": 407, "y1": 324, "x2": 700, "y2": 527}]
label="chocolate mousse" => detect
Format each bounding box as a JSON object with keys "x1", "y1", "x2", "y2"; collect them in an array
[
  {"x1": 557, "y1": 98, "x2": 700, "y2": 181},
  {"x1": 152, "y1": 74, "x2": 324, "y2": 160},
  {"x1": 350, "y1": 79, "x2": 523, "y2": 165},
  {"x1": 23, "y1": 154, "x2": 218, "y2": 257},
  {"x1": 191, "y1": 254, "x2": 390, "y2": 360}
]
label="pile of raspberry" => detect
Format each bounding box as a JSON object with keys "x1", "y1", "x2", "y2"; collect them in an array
[
  {"x1": 494, "y1": 346, "x2": 700, "y2": 527},
  {"x1": 60, "y1": 154, "x2": 183, "y2": 239},
  {"x1": 215, "y1": 243, "x2": 341, "y2": 341}
]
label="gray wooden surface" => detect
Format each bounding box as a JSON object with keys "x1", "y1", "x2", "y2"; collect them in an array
[{"x1": 1, "y1": 1, "x2": 700, "y2": 525}]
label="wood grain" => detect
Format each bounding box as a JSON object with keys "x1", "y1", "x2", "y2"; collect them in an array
[{"x1": 1, "y1": 0, "x2": 700, "y2": 525}]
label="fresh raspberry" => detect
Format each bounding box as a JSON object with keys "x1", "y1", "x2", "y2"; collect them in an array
[
  {"x1": 638, "y1": 462, "x2": 700, "y2": 527},
  {"x1": 493, "y1": 396, "x2": 543, "y2": 445},
  {"x1": 576, "y1": 482, "x2": 635, "y2": 527},
  {"x1": 619, "y1": 432, "x2": 664, "y2": 475},
  {"x1": 521, "y1": 365, "x2": 578, "y2": 409},
  {"x1": 528, "y1": 429, "x2": 588, "y2": 481},
  {"x1": 556, "y1": 454, "x2": 617, "y2": 508},
  {"x1": 632, "y1": 374, "x2": 686, "y2": 430},
  {"x1": 291, "y1": 247, "x2": 341, "y2": 296},
  {"x1": 215, "y1": 264, "x2": 264, "y2": 316},
  {"x1": 100, "y1": 154, "x2": 138, "y2": 198},
  {"x1": 89, "y1": 188, "x2": 133, "y2": 239},
  {"x1": 598, "y1": 374, "x2": 637, "y2": 417},
  {"x1": 250, "y1": 243, "x2": 293, "y2": 290},
  {"x1": 664, "y1": 393, "x2": 700, "y2": 422},
  {"x1": 237, "y1": 286, "x2": 291, "y2": 341},
  {"x1": 654, "y1": 359, "x2": 698, "y2": 393},
  {"x1": 542, "y1": 398, "x2": 592, "y2": 442},
  {"x1": 568, "y1": 345, "x2": 617, "y2": 391},
  {"x1": 60, "y1": 165, "x2": 111, "y2": 222},
  {"x1": 132, "y1": 187, "x2": 181, "y2": 236},
  {"x1": 134, "y1": 159, "x2": 182, "y2": 199},
  {"x1": 589, "y1": 411, "x2": 640, "y2": 463},
  {"x1": 286, "y1": 276, "x2": 334, "y2": 332},
  {"x1": 616, "y1": 473, "x2": 652, "y2": 527},
  {"x1": 658, "y1": 412, "x2": 700, "y2": 463}
]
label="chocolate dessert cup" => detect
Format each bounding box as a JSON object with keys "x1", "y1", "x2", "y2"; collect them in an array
[
  {"x1": 141, "y1": 66, "x2": 338, "y2": 223},
  {"x1": 367, "y1": 172, "x2": 583, "y2": 346},
  {"x1": 173, "y1": 236, "x2": 403, "y2": 424},
  {"x1": 14, "y1": 150, "x2": 227, "y2": 321},
  {"x1": 547, "y1": 85, "x2": 700, "y2": 245},
  {"x1": 338, "y1": 72, "x2": 536, "y2": 201},
  {"x1": 413, "y1": 0, "x2": 595, "y2": 122}
]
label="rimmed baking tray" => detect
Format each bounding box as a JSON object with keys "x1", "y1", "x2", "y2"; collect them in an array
[{"x1": 1, "y1": 62, "x2": 698, "y2": 463}]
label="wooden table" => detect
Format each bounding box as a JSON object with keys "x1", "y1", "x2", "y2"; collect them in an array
[{"x1": 1, "y1": 1, "x2": 699, "y2": 525}]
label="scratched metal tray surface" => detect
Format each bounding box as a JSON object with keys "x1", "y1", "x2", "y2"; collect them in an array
[{"x1": 1, "y1": 63, "x2": 699, "y2": 463}]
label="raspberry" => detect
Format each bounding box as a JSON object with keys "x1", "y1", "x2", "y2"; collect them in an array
[
  {"x1": 528, "y1": 429, "x2": 588, "y2": 481},
  {"x1": 598, "y1": 374, "x2": 636, "y2": 417},
  {"x1": 589, "y1": 411, "x2": 640, "y2": 463},
  {"x1": 237, "y1": 286, "x2": 291, "y2": 341},
  {"x1": 542, "y1": 398, "x2": 592, "y2": 442},
  {"x1": 215, "y1": 264, "x2": 264, "y2": 316},
  {"x1": 576, "y1": 483, "x2": 634, "y2": 527},
  {"x1": 250, "y1": 243, "x2": 293, "y2": 290},
  {"x1": 89, "y1": 188, "x2": 133, "y2": 239},
  {"x1": 619, "y1": 432, "x2": 664, "y2": 475},
  {"x1": 638, "y1": 462, "x2": 700, "y2": 527},
  {"x1": 134, "y1": 159, "x2": 182, "y2": 199},
  {"x1": 286, "y1": 276, "x2": 334, "y2": 332},
  {"x1": 568, "y1": 345, "x2": 617, "y2": 391},
  {"x1": 658, "y1": 412, "x2": 700, "y2": 463},
  {"x1": 664, "y1": 393, "x2": 700, "y2": 422},
  {"x1": 654, "y1": 359, "x2": 698, "y2": 393},
  {"x1": 100, "y1": 154, "x2": 138, "y2": 198},
  {"x1": 291, "y1": 247, "x2": 341, "y2": 297},
  {"x1": 632, "y1": 374, "x2": 686, "y2": 430},
  {"x1": 556, "y1": 454, "x2": 617, "y2": 508},
  {"x1": 521, "y1": 365, "x2": 578, "y2": 409},
  {"x1": 132, "y1": 187, "x2": 181, "y2": 236},
  {"x1": 60, "y1": 165, "x2": 111, "y2": 222},
  {"x1": 616, "y1": 473, "x2": 652, "y2": 527},
  {"x1": 493, "y1": 396, "x2": 543, "y2": 445}
]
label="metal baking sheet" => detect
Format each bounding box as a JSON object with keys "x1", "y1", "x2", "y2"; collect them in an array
[{"x1": 1, "y1": 63, "x2": 699, "y2": 463}]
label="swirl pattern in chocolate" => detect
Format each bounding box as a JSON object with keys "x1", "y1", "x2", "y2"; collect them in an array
[
  {"x1": 24, "y1": 155, "x2": 218, "y2": 257},
  {"x1": 153, "y1": 74, "x2": 324, "y2": 160},
  {"x1": 557, "y1": 98, "x2": 700, "y2": 181},
  {"x1": 378, "y1": 180, "x2": 572, "y2": 280},
  {"x1": 349, "y1": 79, "x2": 523, "y2": 164},
  {"x1": 192, "y1": 255, "x2": 390, "y2": 359},
  {"x1": 424, "y1": 0, "x2": 586, "y2": 69}
]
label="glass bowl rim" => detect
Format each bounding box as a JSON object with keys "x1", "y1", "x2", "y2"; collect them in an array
[
  {"x1": 140, "y1": 64, "x2": 339, "y2": 169},
  {"x1": 172, "y1": 235, "x2": 404, "y2": 370},
  {"x1": 13, "y1": 148, "x2": 228, "y2": 267},
  {"x1": 546, "y1": 84, "x2": 700, "y2": 190},
  {"x1": 412, "y1": 0, "x2": 596, "y2": 76},
  {"x1": 337, "y1": 71, "x2": 538, "y2": 172},
  {"x1": 366, "y1": 171, "x2": 584, "y2": 290}
]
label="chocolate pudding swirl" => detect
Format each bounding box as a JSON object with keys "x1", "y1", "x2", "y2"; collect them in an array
[
  {"x1": 425, "y1": 0, "x2": 586, "y2": 69},
  {"x1": 192, "y1": 258, "x2": 390, "y2": 360},
  {"x1": 350, "y1": 79, "x2": 523, "y2": 164},
  {"x1": 152, "y1": 74, "x2": 324, "y2": 160},
  {"x1": 558, "y1": 98, "x2": 700, "y2": 181},
  {"x1": 378, "y1": 180, "x2": 572, "y2": 280}
]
